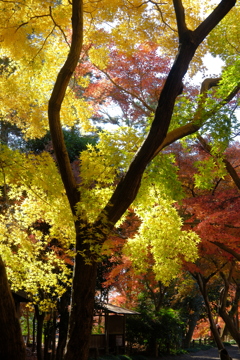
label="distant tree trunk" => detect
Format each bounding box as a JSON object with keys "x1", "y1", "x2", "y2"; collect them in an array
[
  {"x1": 51, "y1": 311, "x2": 57, "y2": 360},
  {"x1": 44, "y1": 316, "x2": 51, "y2": 360},
  {"x1": 183, "y1": 312, "x2": 200, "y2": 348},
  {"x1": 195, "y1": 273, "x2": 225, "y2": 350},
  {"x1": 35, "y1": 305, "x2": 45, "y2": 360},
  {"x1": 32, "y1": 313, "x2": 36, "y2": 353},
  {"x1": 0, "y1": 255, "x2": 26, "y2": 360},
  {"x1": 56, "y1": 290, "x2": 71, "y2": 360},
  {"x1": 26, "y1": 307, "x2": 31, "y2": 346}
]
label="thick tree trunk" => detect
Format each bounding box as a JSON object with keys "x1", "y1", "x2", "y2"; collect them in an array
[
  {"x1": 64, "y1": 251, "x2": 98, "y2": 359},
  {"x1": 0, "y1": 255, "x2": 26, "y2": 360},
  {"x1": 219, "y1": 308, "x2": 240, "y2": 347}
]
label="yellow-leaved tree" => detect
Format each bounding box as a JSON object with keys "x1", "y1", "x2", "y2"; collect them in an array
[{"x1": 0, "y1": 0, "x2": 239, "y2": 359}]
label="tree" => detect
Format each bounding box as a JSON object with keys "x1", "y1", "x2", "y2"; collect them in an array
[
  {"x1": 75, "y1": 42, "x2": 172, "y2": 127},
  {"x1": 0, "y1": 145, "x2": 75, "y2": 359},
  {"x1": 174, "y1": 137, "x2": 240, "y2": 350},
  {"x1": 0, "y1": 1, "x2": 238, "y2": 359}
]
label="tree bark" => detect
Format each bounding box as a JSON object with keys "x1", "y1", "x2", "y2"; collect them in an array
[
  {"x1": 64, "y1": 224, "x2": 99, "y2": 360},
  {"x1": 0, "y1": 255, "x2": 26, "y2": 360},
  {"x1": 34, "y1": 305, "x2": 45, "y2": 360},
  {"x1": 56, "y1": 290, "x2": 71, "y2": 360}
]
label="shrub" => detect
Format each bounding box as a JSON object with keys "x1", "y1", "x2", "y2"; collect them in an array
[{"x1": 126, "y1": 308, "x2": 184, "y2": 355}]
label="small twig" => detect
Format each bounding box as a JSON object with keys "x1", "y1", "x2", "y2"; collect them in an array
[{"x1": 49, "y1": 6, "x2": 70, "y2": 47}]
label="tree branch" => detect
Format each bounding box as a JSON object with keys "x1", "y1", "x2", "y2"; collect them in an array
[
  {"x1": 48, "y1": 0, "x2": 83, "y2": 215},
  {"x1": 150, "y1": 78, "x2": 240, "y2": 160},
  {"x1": 210, "y1": 241, "x2": 240, "y2": 262},
  {"x1": 94, "y1": 1, "x2": 236, "y2": 230},
  {"x1": 97, "y1": 66, "x2": 155, "y2": 113},
  {"x1": 172, "y1": 0, "x2": 188, "y2": 41},
  {"x1": 194, "y1": 0, "x2": 236, "y2": 46},
  {"x1": 197, "y1": 135, "x2": 240, "y2": 190}
]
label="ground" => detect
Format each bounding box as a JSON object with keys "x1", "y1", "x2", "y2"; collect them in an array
[
  {"x1": 146, "y1": 345, "x2": 240, "y2": 360},
  {"x1": 25, "y1": 344, "x2": 240, "y2": 359}
]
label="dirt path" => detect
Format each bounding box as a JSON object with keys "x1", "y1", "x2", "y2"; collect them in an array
[{"x1": 147, "y1": 345, "x2": 240, "y2": 360}]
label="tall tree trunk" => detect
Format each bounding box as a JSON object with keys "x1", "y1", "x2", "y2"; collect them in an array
[
  {"x1": 51, "y1": 311, "x2": 57, "y2": 360},
  {"x1": 0, "y1": 255, "x2": 26, "y2": 360},
  {"x1": 35, "y1": 305, "x2": 45, "y2": 360},
  {"x1": 56, "y1": 291, "x2": 71, "y2": 360},
  {"x1": 32, "y1": 313, "x2": 36, "y2": 353},
  {"x1": 64, "y1": 244, "x2": 98, "y2": 360},
  {"x1": 26, "y1": 307, "x2": 31, "y2": 346},
  {"x1": 44, "y1": 316, "x2": 51, "y2": 360}
]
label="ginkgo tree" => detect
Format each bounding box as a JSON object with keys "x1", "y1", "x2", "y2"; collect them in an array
[{"x1": 0, "y1": 0, "x2": 239, "y2": 360}]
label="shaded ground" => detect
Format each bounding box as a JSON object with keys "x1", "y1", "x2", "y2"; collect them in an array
[
  {"x1": 25, "y1": 344, "x2": 240, "y2": 360},
  {"x1": 147, "y1": 345, "x2": 240, "y2": 360}
]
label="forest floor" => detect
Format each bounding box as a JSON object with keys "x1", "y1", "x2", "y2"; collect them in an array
[
  {"x1": 146, "y1": 345, "x2": 240, "y2": 360},
  {"x1": 25, "y1": 344, "x2": 240, "y2": 360}
]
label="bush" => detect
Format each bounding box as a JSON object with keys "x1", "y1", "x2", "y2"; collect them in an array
[{"x1": 126, "y1": 308, "x2": 184, "y2": 355}]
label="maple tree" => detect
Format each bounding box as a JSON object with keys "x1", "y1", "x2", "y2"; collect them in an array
[
  {"x1": 75, "y1": 42, "x2": 172, "y2": 127},
  {"x1": 0, "y1": 1, "x2": 239, "y2": 359},
  {"x1": 172, "y1": 138, "x2": 240, "y2": 349}
]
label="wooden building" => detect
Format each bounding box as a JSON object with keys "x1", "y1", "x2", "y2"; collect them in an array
[
  {"x1": 12, "y1": 290, "x2": 31, "y2": 318},
  {"x1": 90, "y1": 303, "x2": 139, "y2": 356}
]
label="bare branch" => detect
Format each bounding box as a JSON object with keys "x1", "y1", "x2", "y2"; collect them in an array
[
  {"x1": 210, "y1": 241, "x2": 240, "y2": 262},
  {"x1": 49, "y1": 6, "x2": 70, "y2": 47},
  {"x1": 94, "y1": 65, "x2": 155, "y2": 113},
  {"x1": 149, "y1": 0, "x2": 177, "y2": 33},
  {"x1": 15, "y1": 13, "x2": 50, "y2": 32}
]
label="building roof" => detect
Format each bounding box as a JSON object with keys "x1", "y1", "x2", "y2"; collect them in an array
[
  {"x1": 101, "y1": 303, "x2": 140, "y2": 315},
  {"x1": 12, "y1": 291, "x2": 31, "y2": 303}
]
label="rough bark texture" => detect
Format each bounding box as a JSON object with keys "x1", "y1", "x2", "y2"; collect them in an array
[
  {"x1": 64, "y1": 227, "x2": 99, "y2": 359},
  {"x1": 0, "y1": 255, "x2": 26, "y2": 360},
  {"x1": 47, "y1": 1, "x2": 237, "y2": 359}
]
